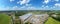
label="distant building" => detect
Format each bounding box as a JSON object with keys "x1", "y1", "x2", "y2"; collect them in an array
[{"x1": 19, "y1": 13, "x2": 49, "y2": 24}]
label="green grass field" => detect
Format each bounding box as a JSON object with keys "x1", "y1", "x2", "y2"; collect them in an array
[
  {"x1": 45, "y1": 17, "x2": 60, "y2": 24},
  {"x1": 0, "y1": 13, "x2": 11, "y2": 24}
]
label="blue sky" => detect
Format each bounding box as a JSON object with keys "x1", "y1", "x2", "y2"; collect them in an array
[{"x1": 0, "y1": 0, "x2": 60, "y2": 11}]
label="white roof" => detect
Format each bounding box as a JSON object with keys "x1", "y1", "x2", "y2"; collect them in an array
[
  {"x1": 19, "y1": 13, "x2": 32, "y2": 21},
  {"x1": 35, "y1": 14, "x2": 49, "y2": 16}
]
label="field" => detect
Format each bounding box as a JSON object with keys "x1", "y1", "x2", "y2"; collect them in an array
[
  {"x1": 45, "y1": 17, "x2": 60, "y2": 24},
  {"x1": 0, "y1": 13, "x2": 11, "y2": 24}
]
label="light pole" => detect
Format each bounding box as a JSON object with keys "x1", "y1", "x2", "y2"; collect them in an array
[{"x1": 10, "y1": 12, "x2": 15, "y2": 24}]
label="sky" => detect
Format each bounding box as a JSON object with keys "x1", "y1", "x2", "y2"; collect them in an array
[{"x1": 0, "y1": 0, "x2": 60, "y2": 11}]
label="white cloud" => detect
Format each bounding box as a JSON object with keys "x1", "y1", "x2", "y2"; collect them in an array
[
  {"x1": 40, "y1": 5, "x2": 60, "y2": 10},
  {"x1": 17, "y1": 0, "x2": 30, "y2": 5},
  {"x1": 10, "y1": 0, "x2": 15, "y2": 2},
  {"x1": 43, "y1": 0, "x2": 59, "y2": 4},
  {"x1": 0, "y1": 6, "x2": 10, "y2": 11},
  {"x1": 17, "y1": 0, "x2": 36, "y2": 10},
  {"x1": 11, "y1": 6, "x2": 19, "y2": 10},
  {"x1": 43, "y1": 0, "x2": 50, "y2": 4},
  {"x1": 7, "y1": 5, "x2": 60, "y2": 10},
  {"x1": 7, "y1": 5, "x2": 36, "y2": 10},
  {"x1": 25, "y1": 4, "x2": 31, "y2": 6},
  {"x1": 55, "y1": 3, "x2": 60, "y2": 7},
  {"x1": 1, "y1": 4, "x2": 60, "y2": 11},
  {"x1": 17, "y1": 6, "x2": 37, "y2": 10},
  {"x1": 55, "y1": 0, "x2": 59, "y2": 2},
  {"x1": 13, "y1": 6, "x2": 18, "y2": 8},
  {"x1": 26, "y1": 6, "x2": 37, "y2": 10}
]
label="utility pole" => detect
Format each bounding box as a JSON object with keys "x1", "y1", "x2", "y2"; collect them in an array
[{"x1": 10, "y1": 12, "x2": 15, "y2": 24}]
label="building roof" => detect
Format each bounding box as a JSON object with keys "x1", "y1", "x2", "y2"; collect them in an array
[{"x1": 19, "y1": 13, "x2": 33, "y2": 21}]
